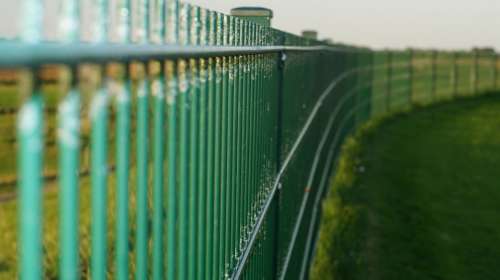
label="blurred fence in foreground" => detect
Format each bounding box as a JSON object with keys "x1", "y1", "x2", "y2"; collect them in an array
[{"x1": 0, "y1": 0, "x2": 498, "y2": 279}]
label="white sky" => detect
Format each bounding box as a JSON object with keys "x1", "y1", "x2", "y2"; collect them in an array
[
  {"x1": 1, "y1": 0, "x2": 499, "y2": 51},
  {"x1": 187, "y1": 0, "x2": 500, "y2": 51}
]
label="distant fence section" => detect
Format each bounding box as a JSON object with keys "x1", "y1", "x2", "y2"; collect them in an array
[{"x1": 0, "y1": 1, "x2": 498, "y2": 279}]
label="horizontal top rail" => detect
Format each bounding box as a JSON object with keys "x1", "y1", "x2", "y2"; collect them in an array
[{"x1": 0, "y1": 42, "x2": 368, "y2": 67}]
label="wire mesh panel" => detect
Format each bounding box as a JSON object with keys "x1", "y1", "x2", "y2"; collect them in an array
[{"x1": 0, "y1": 0, "x2": 498, "y2": 279}]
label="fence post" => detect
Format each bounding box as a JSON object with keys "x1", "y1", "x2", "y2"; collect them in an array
[
  {"x1": 231, "y1": 6, "x2": 275, "y2": 278},
  {"x1": 231, "y1": 7, "x2": 273, "y2": 27},
  {"x1": 302, "y1": 30, "x2": 318, "y2": 40}
]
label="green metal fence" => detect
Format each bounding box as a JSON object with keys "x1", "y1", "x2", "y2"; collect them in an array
[{"x1": 0, "y1": 0, "x2": 498, "y2": 279}]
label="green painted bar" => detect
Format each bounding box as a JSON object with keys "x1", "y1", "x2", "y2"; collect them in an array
[
  {"x1": 135, "y1": 66, "x2": 149, "y2": 279},
  {"x1": 151, "y1": 64, "x2": 165, "y2": 280},
  {"x1": 59, "y1": 88, "x2": 80, "y2": 280},
  {"x1": 90, "y1": 85, "x2": 109, "y2": 280},
  {"x1": 178, "y1": 3, "x2": 191, "y2": 279},
  {"x1": 223, "y1": 15, "x2": 235, "y2": 276},
  {"x1": 198, "y1": 56, "x2": 208, "y2": 279},
  {"x1": 242, "y1": 21, "x2": 251, "y2": 258},
  {"x1": 197, "y1": 9, "x2": 209, "y2": 280},
  {"x1": 150, "y1": 1, "x2": 165, "y2": 278},
  {"x1": 132, "y1": 0, "x2": 150, "y2": 276},
  {"x1": 219, "y1": 13, "x2": 230, "y2": 277},
  {"x1": 57, "y1": 0, "x2": 80, "y2": 276},
  {"x1": 205, "y1": 54, "x2": 216, "y2": 280},
  {"x1": 234, "y1": 18, "x2": 245, "y2": 263},
  {"x1": 213, "y1": 53, "x2": 222, "y2": 280},
  {"x1": 178, "y1": 58, "x2": 190, "y2": 280},
  {"x1": 18, "y1": 92, "x2": 43, "y2": 280},
  {"x1": 166, "y1": 1, "x2": 179, "y2": 279},
  {"x1": 230, "y1": 17, "x2": 241, "y2": 269},
  {"x1": 188, "y1": 7, "x2": 200, "y2": 280},
  {"x1": 204, "y1": 11, "x2": 216, "y2": 280},
  {"x1": 18, "y1": 0, "x2": 43, "y2": 278},
  {"x1": 166, "y1": 59, "x2": 179, "y2": 280},
  {"x1": 187, "y1": 56, "x2": 199, "y2": 280},
  {"x1": 114, "y1": 67, "x2": 131, "y2": 280}
]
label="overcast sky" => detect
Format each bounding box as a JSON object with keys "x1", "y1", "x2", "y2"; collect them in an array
[
  {"x1": 187, "y1": 0, "x2": 500, "y2": 51},
  {"x1": 1, "y1": 0, "x2": 498, "y2": 51}
]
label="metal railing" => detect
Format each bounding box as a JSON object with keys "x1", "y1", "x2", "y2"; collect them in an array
[{"x1": 0, "y1": 1, "x2": 498, "y2": 279}]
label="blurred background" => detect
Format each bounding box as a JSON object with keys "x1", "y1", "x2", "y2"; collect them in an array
[{"x1": 2, "y1": 0, "x2": 498, "y2": 50}]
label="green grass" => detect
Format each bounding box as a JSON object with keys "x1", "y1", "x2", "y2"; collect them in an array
[
  {"x1": 311, "y1": 93, "x2": 500, "y2": 280},
  {"x1": 0, "y1": 168, "x2": 147, "y2": 279}
]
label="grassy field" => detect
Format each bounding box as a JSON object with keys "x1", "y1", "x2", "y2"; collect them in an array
[{"x1": 311, "y1": 93, "x2": 500, "y2": 280}]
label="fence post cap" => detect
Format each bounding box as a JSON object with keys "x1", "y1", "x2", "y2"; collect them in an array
[
  {"x1": 230, "y1": 7, "x2": 273, "y2": 27},
  {"x1": 302, "y1": 30, "x2": 318, "y2": 40}
]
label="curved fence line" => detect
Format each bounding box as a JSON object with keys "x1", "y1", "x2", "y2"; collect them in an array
[{"x1": 0, "y1": 0, "x2": 499, "y2": 279}]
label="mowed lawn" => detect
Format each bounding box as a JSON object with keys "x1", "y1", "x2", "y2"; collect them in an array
[{"x1": 311, "y1": 93, "x2": 500, "y2": 280}]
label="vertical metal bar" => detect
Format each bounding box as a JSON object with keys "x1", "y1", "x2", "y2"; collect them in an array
[
  {"x1": 234, "y1": 18, "x2": 245, "y2": 267},
  {"x1": 205, "y1": 10, "x2": 216, "y2": 280},
  {"x1": 165, "y1": 58, "x2": 178, "y2": 280},
  {"x1": 151, "y1": 61, "x2": 166, "y2": 280},
  {"x1": 212, "y1": 13, "x2": 222, "y2": 279},
  {"x1": 132, "y1": 0, "x2": 149, "y2": 277},
  {"x1": 109, "y1": 0, "x2": 131, "y2": 278},
  {"x1": 131, "y1": 0, "x2": 148, "y2": 44},
  {"x1": 249, "y1": 23, "x2": 258, "y2": 278},
  {"x1": 80, "y1": 0, "x2": 107, "y2": 278},
  {"x1": 80, "y1": 0, "x2": 106, "y2": 43},
  {"x1": 230, "y1": 17, "x2": 240, "y2": 271},
  {"x1": 177, "y1": 4, "x2": 191, "y2": 280},
  {"x1": 18, "y1": 70, "x2": 44, "y2": 280},
  {"x1": 224, "y1": 15, "x2": 235, "y2": 276},
  {"x1": 248, "y1": 23, "x2": 256, "y2": 270},
  {"x1": 237, "y1": 16, "x2": 245, "y2": 278},
  {"x1": 197, "y1": 8, "x2": 208, "y2": 280},
  {"x1": 149, "y1": 1, "x2": 165, "y2": 279},
  {"x1": 166, "y1": 1, "x2": 179, "y2": 279},
  {"x1": 188, "y1": 6, "x2": 200, "y2": 280},
  {"x1": 56, "y1": 0, "x2": 80, "y2": 278},
  {"x1": 21, "y1": 0, "x2": 42, "y2": 43},
  {"x1": 273, "y1": 31, "x2": 286, "y2": 279},
  {"x1": 219, "y1": 13, "x2": 229, "y2": 278},
  {"x1": 18, "y1": 0, "x2": 44, "y2": 278},
  {"x1": 248, "y1": 23, "x2": 256, "y2": 262},
  {"x1": 244, "y1": 21, "x2": 254, "y2": 278},
  {"x1": 149, "y1": 0, "x2": 164, "y2": 44},
  {"x1": 59, "y1": 68, "x2": 80, "y2": 280},
  {"x1": 178, "y1": 57, "x2": 190, "y2": 280},
  {"x1": 90, "y1": 66, "x2": 108, "y2": 280},
  {"x1": 134, "y1": 63, "x2": 149, "y2": 279},
  {"x1": 112, "y1": 63, "x2": 131, "y2": 280}
]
